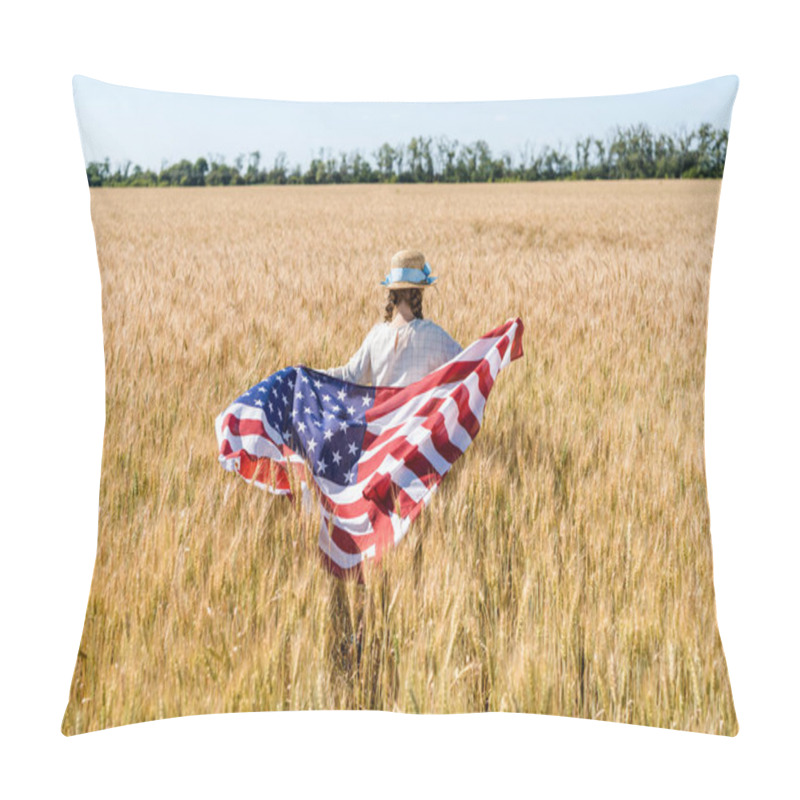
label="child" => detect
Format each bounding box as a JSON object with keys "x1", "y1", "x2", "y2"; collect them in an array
[{"x1": 322, "y1": 250, "x2": 462, "y2": 387}]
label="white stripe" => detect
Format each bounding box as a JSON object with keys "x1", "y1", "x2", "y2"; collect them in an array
[
  {"x1": 387, "y1": 483, "x2": 438, "y2": 544},
  {"x1": 427, "y1": 390, "x2": 473, "y2": 452},
  {"x1": 218, "y1": 454, "x2": 239, "y2": 472},
  {"x1": 389, "y1": 508, "x2": 407, "y2": 544},
  {"x1": 498, "y1": 331, "x2": 515, "y2": 369},
  {"x1": 320, "y1": 505, "x2": 374, "y2": 535},
  {"x1": 318, "y1": 517, "x2": 376, "y2": 569},
  {"x1": 372, "y1": 453, "x2": 430, "y2": 504}
]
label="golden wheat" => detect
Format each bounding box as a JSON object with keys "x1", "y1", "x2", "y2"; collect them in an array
[{"x1": 63, "y1": 180, "x2": 736, "y2": 735}]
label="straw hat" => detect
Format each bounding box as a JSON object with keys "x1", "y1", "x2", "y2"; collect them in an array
[{"x1": 380, "y1": 249, "x2": 438, "y2": 290}]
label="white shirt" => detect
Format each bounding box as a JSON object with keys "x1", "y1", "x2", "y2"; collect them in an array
[{"x1": 322, "y1": 318, "x2": 462, "y2": 387}]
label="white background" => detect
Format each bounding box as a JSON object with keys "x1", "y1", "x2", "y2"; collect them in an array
[{"x1": 2, "y1": 2, "x2": 797, "y2": 797}]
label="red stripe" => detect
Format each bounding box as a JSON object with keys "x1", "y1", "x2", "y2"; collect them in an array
[
  {"x1": 316, "y1": 488, "x2": 377, "y2": 519},
  {"x1": 361, "y1": 418, "x2": 406, "y2": 454},
  {"x1": 450, "y1": 383, "x2": 480, "y2": 440},
  {"x1": 422, "y1": 412, "x2": 465, "y2": 464},
  {"x1": 403, "y1": 447, "x2": 441, "y2": 486},
  {"x1": 479, "y1": 318, "x2": 516, "y2": 341},
  {"x1": 472, "y1": 357, "x2": 497, "y2": 406},
  {"x1": 509, "y1": 319, "x2": 524, "y2": 361},
  {"x1": 327, "y1": 521, "x2": 369, "y2": 555},
  {"x1": 373, "y1": 385, "x2": 402, "y2": 406},
  {"x1": 219, "y1": 411, "x2": 298, "y2": 459},
  {"x1": 494, "y1": 332, "x2": 511, "y2": 365},
  {"x1": 359, "y1": 443, "x2": 440, "y2": 511},
  {"x1": 221, "y1": 412, "x2": 268, "y2": 438},
  {"x1": 394, "y1": 484, "x2": 432, "y2": 519}
]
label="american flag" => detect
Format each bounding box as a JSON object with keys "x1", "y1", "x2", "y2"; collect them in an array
[{"x1": 215, "y1": 317, "x2": 524, "y2": 578}]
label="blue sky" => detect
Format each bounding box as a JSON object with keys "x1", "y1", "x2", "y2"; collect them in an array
[{"x1": 72, "y1": 74, "x2": 738, "y2": 172}]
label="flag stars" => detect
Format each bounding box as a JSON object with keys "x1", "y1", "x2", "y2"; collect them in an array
[{"x1": 238, "y1": 372, "x2": 374, "y2": 483}]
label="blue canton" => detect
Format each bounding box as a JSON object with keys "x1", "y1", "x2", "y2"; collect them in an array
[{"x1": 236, "y1": 366, "x2": 376, "y2": 486}]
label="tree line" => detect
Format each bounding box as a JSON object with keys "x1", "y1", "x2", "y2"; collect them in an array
[{"x1": 86, "y1": 122, "x2": 729, "y2": 187}]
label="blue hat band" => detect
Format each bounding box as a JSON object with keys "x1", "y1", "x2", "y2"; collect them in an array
[{"x1": 381, "y1": 263, "x2": 437, "y2": 287}]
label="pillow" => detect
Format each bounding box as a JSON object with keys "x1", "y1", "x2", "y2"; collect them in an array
[{"x1": 64, "y1": 74, "x2": 739, "y2": 736}]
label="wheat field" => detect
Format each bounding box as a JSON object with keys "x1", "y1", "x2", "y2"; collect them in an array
[{"x1": 62, "y1": 180, "x2": 737, "y2": 735}]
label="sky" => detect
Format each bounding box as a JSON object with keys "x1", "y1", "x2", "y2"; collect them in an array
[{"x1": 72, "y1": 74, "x2": 739, "y2": 173}]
